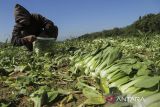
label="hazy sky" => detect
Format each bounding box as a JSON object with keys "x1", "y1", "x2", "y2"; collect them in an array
[{"x1": 0, "y1": 0, "x2": 160, "y2": 41}]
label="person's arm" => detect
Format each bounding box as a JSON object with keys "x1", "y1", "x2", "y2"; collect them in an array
[
  {"x1": 11, "y1": 25, "x2": 36, "y2": 51},
  {"x1": 11, "y1": 25, "x2": 26, "y2": 46}
]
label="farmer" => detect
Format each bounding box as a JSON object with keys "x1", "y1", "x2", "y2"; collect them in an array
[{"x1": 11, "y1": 4, "x2": 58, "y2": 51}]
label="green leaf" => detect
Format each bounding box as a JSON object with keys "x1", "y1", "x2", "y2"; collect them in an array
[
  {"x1": 123, "y1": 58, "x2": 137, "y2": 64},
  {"x1": 120, "y1": 64, "x2": 132, "y2": 75},
  {"x1": 104, "y1": 102, "x2": 132, "y2": 107},
  {"x1": 106, "y1": 47, "x2": 122, "y2": 66},
  {"x1": 66, "y1": 94, "x2": 74, "y2": 103},
  {"x1": 100, "y1": 78, "x2": 110, "y2": 94},
  {"x1": 109, "y1": 72, "x2": 126, "y2": 82},
  {"x1": 148, "y1": 101, "x2": 160, "y2": 107},
  {"x1": 107, "y1": 69, "x2": 121, "y2": 80},
  {"x1": 0, "y1": 103, "x2": 10, "y2": 107},
  {"x1": 83, "y1": 88, "x2": 101, "y2": 98},
  {"x1": 76, "y1": 77, "x2": 96, "y2": 90},
  {"x1": 134, "y1": 76, "x2": 160, "y2": 88},
  {"x1": 119, "y1": 76, "x2": 149, "y2": 93},
  {"x1": 100, "y1": 64, "x2": 120, "y2": 76},
  {"x1": 137, "y1": 64, "x2": 151, "y2": 76},
  {"x1": 109, "y1": 76, "x2": 130, "y2": 88},
  {"x1": 133, "y1": 61, "x2": 143, "y2": 69},
  {"x1": 136, "y1": 93, "x2": 160, "y2": 107},
  {"x1": 47, "y1": 91, "x2": 58, "y2": 103},
  {"x1": 30, "y1": 87, "x2": 48, "y2": 107},
  {"x1": 84, "y1": 97, "x2": 105, "y2": 105},
  {"x1": 57, "y1": 88, "x2": 71, "y2": 95},
  {"x1": 83, "y1": 88, "x2": 105, "y2": 105},
  {"x1": 14, "y1": 65, "x2": 30, "y2": 72},
  {"x1": 124, "y1": 86, "x2": 140, "y2": 94},
  {"x1": 132, "y1": 90, "x2": 157, "y2": 98}
]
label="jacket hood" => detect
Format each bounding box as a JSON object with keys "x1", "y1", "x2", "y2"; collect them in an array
[{"x1": 14, "y1": 4, "x2": 31, "y2": 25}]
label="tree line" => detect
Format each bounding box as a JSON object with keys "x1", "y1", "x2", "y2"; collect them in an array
[{"x1": 78, "y1": 13, "x2": 160, "y2": 39}]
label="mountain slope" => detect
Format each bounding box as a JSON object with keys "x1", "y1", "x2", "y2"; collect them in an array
[{"x1": 78, "y1": 13, "x2": 160, "y2": 39}]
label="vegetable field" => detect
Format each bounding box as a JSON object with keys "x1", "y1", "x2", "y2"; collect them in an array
[{"x1": 1, "y1": 34, "x2": 160, "y2": 107}]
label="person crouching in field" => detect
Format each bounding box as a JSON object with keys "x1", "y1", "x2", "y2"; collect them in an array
[{"x1": 11, "y1": 4, "x2": 58, "y2": 51}]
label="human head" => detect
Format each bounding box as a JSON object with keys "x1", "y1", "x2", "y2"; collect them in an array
[{"x1": 45, "y1": 23, "x2": 58, "y2": 38}]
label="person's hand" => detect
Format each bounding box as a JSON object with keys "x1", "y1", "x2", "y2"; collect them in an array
[{"x1": 23, "y1": 35, "x2": 36, "y2": 43}]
